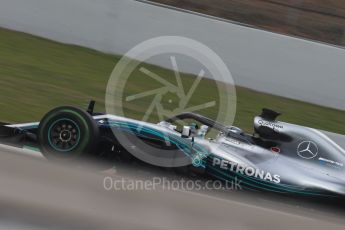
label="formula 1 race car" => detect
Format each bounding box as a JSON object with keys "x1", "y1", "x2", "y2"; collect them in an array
[{"x1": 1, "y1": 101, "x2": 345, "y2": 198}]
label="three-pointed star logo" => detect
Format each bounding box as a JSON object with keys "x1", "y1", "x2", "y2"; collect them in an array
[{"x1": 297, "y1": 141, "x2": 318, "y2": 159}]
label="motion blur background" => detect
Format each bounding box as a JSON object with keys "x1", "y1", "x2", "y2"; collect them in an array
[
  {"x1": 1, "y1": 0, "x2": 345, "y2": 134},
  {"x1": 0, "y1": 0, "x2": 345, "y2": 229},
  {"x1": 149, "y1": 0, "x2": 345, "y2": 46}
]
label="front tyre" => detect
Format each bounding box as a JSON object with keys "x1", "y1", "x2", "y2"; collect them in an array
[{"x1": 38, "y1": 106, "x2": 99, "y2": 161}]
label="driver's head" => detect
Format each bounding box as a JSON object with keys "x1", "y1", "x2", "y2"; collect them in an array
[
  {"x1": 228, "y1": 126, "x2": 244, "y2": 135},
  {"x1": 189, "y1": 123, "x2": 199, "y2": 129}
]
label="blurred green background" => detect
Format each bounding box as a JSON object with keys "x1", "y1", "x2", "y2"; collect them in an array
[{"x1": 1, "y1": 27, "x2": 344, "y2": 134}]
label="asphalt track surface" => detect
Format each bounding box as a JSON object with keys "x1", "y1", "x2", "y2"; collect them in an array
[{"x1": 0, "y1": 142, "x2": 345, "y2": 230}]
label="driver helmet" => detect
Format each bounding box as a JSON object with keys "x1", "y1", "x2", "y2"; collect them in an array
[{"x1": 227, "y1": 126, "x2": 244, "y2": 136}]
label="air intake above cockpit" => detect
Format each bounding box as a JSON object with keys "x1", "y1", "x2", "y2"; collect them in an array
[{"x1": 260, "y1": 108, "x2": 281, "y2": 121}]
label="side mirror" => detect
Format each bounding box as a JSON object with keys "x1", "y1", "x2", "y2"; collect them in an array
[{"x1": 181, "y1": 126, "x2": 191, "y2": 138}]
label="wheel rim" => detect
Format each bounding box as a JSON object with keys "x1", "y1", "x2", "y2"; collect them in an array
[{"x1": 48, "y1": 118, "x2": 81, "y2": 152}]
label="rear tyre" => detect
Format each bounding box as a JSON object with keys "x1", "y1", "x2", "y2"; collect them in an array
[{"x1": 38, "y1": 106, "x2": 99, "y2": 161}]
